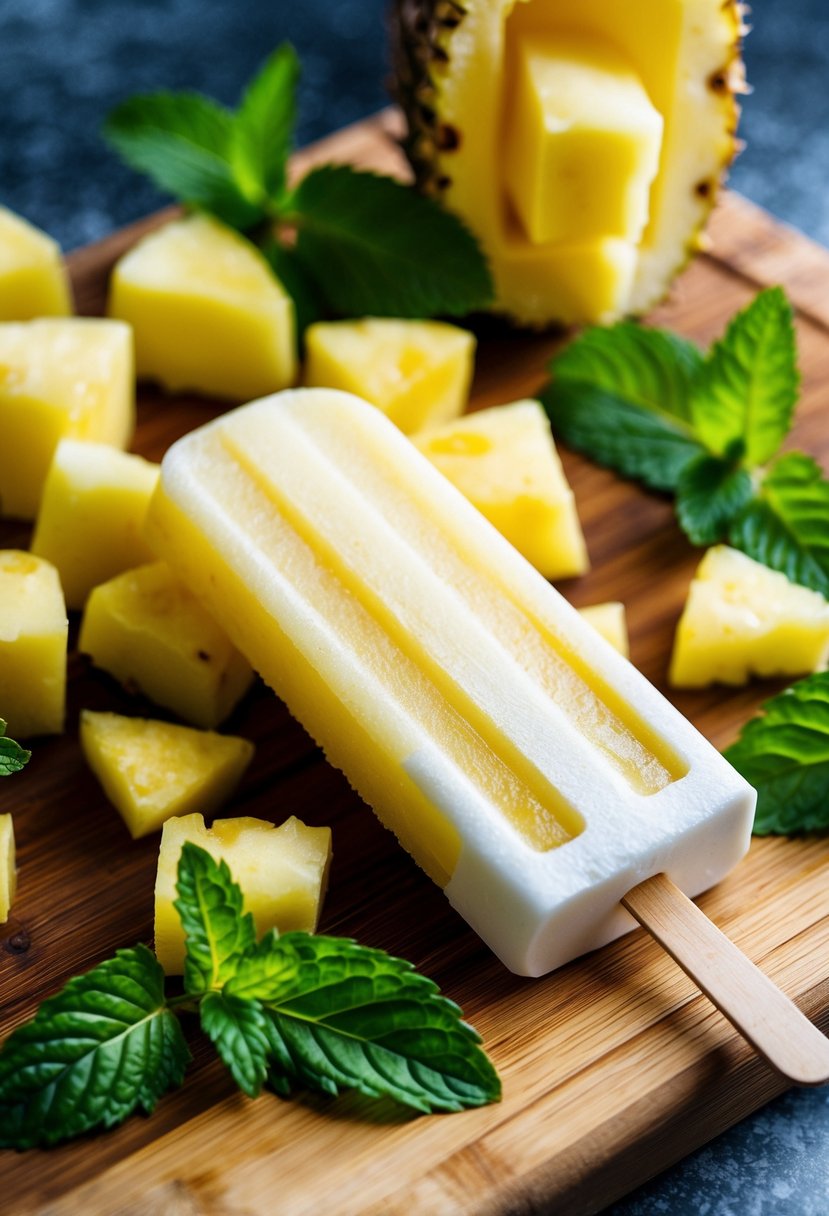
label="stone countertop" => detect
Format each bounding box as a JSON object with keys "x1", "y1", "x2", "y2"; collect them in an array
[{"x1": 3, "y1": 2, "x2": 829, "y2": 1213}]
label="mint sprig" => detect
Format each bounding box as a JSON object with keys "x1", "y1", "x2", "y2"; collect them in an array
[
  {"x1": 0, "y1": 845, "x2": 500, "y2": 1149},
  {"x1": 724, "y1": 673, "x2": 829, "y2": 835},
  {"x1": 0, "y1": 719, "x2": 30, "y2": 776},
  {"x1": 105, "y1": 44, "x2": 493, "y2": 324}
]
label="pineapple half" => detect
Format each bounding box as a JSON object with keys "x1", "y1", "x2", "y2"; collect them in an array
[{"x1": 391, "y1": 0, "x2": 746, "y2": 325}]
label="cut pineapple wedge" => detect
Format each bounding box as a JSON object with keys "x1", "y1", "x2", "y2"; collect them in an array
[
  {"x1": 578, "y1": 602, "x2": 629, "y2": 658},
  {"x1": 0, "y1": 814, "x2": 16, "y2": 924},
  {"x1": 108, "y1": 214, "x2": 296, "y2": 400},
  {"x1": 0, "y1": 551, "x2": 67, "y2": 738},
  {"x1": 155, "y1": 813, "x2": 332, "y2": 974},
  {"x1": 0, "y1": 318, "x2": 133, "y2": 519},
  {"x1": 413, "y1": 399, "x2": 588, "y2": 579},
  {"x1": 31, "y1": 440, "x2": 160, "y2": 609},
  {"x1": 305, "y1": 318, "x2": 475, "y2": 434},
  {"x1": 80, "y1": 710, "x2": 254, "y2": 839},
  {"x1": 670, "y1": 546, "x2": 829, "y2": 688},
  {"x1": 0, "y1": 206, "x2": 72, "y2": 321}
]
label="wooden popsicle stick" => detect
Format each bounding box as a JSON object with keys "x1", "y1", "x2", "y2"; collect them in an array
[{"x1": 622, "y1": 872, "x2": 829, "y2": 1087}]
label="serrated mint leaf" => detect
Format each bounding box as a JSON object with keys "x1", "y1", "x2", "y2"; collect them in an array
[
  {"x1": 728, "y1": 453, "x2": 829, "y2": 598},
  {"x1": 724, "y1": 673, "x2": 829, "y2": 835},
  {"x1": 0, "y1": 945, "x2": 189, "y2": 1149},
  {"x1": 286, "y1": 164, "x2": 494, "y2": 318},
  {"x1": 201, "y1": 990, "x2": 270, "y2": 1098},
  {"x1": 0, "y1": 719, "x2": 30, "y2": 775},
  {"x1": 676, "y1": 452, "x2": 754, "y2": 546},
  {"x1": 104, "y1": 93, "x2": 264, "y2": 230},
  {"x1": 228, "y1": 932, "x2": 500, "y2": 1114},
  {"x1": 175, "y1": 843, "x2": 256, "y2": 995},
  {"x1": 232, "y1": 43, "x2": 299, "y2": 210},
  {"x1": 692, "y1": 287, "x2": 798, "y2": 467}
]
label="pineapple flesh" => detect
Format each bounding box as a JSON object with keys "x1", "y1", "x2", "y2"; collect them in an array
[
  {"x1": 578, "y1": 602, "x2": 629, "y2": 657},
  {"x1": 392, "y1": 0, "x2": 745, "y2": 326},
  {"x1": 0, "y1": 814, "x2": 16, "y2": 923},
  {"x1": 0, "y1": 551, "x2": 67, "y2": 738},
  {"x1": 0, "y1": 206, "x2": 72, "y2": 321}
]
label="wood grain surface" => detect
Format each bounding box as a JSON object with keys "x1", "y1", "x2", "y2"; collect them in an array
[{"x1": 3, "y1": 111, "x2": 829, "y2": 1216}]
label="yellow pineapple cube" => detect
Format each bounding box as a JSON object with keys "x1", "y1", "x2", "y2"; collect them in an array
[
  {"x1": 578, "y1": 602, "x2": 629, "y2": 658},
  {"x1": 31, "y1": 440, "x2": 160, "y2": 609},
  {"x1": 108, "y1": 214, "x2": 296, "y2": 400},
  {"x1": 670, "y1": 546, "x2": 829, "y2": 688},
  {"x1": 0, "y1": 206, "x2": 72, "y2": 321},
  {"x1": 0, "y1": 318, "x2": 133, "y2": 519},
  {"x1": 0, "y1": 552, "x2": 67, "y2": 737},
  {"x1": 0, "y1": 814, "x2": 16, "y2": 923},
  {"x1": 304, "y1": 318, "x2": 475, "y2": 434},
  {"x1": 80, "y1": 710, "x2": 254, "y2": 839},
  {"x1": 155, "y1": 813, "x2": 332, "y2": 974},
  {"x1": 413, "y1": 400, "x2": 588, "y2": 578},
  {"x1": 79, "y1": 562, "x2": 254, "y2": 728}
]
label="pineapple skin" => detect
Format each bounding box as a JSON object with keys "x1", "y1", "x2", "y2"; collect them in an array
[{"x1": 390, "y1": 0, "x2": 747, "y2": 327}]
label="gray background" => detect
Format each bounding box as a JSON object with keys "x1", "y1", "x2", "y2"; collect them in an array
[{"x1": 2, "y1": 2, "x2": 829, "y2": 1212}]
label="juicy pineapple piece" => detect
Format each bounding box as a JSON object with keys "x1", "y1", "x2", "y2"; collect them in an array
[
  {"x1": 155, "y1": 813, "x2": 332, "y2": 974},
  {"x1": 0, "y1": 206, "x2": 72, "y2": 321},
  {"x1": 392, "y1": 0, "x2": 744, "y2": 325},
  {"x1": 578, "y1": 602, "x2": 629, "y2": 658},
  {"x1": 304, "y1": 318, "x2": 475, "y2": 434},
  {"x1": 31, "y1": 440, "x2": 160, "y2": 609},
  {"x1": 670, "y1": 546, "x2": 829, "y2": 688},
  {"x1": 79, "y1": 562, "x2": 254, "y2": 728},
  {"x1": 80, "y1": 710, "x2": 254, "y2": 839},
  {"x1": 0, "y1": 552, "x2": 67, "y2": 738},
  {"x1": 108, "y1": 214, "x2": 296, "y2": 400},
  {"x1": 413, "y1": 399, "x2": 588, "y2": 578},
  {"x1": 0, "y1": 815, "x2": 16, "y2": 923},
  {"x1": 0, "y1": 318, "x2": 133, "y2": 519}
]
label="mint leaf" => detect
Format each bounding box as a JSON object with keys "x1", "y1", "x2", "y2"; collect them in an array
[
  {"x1": 728, "y1": 453, "x2": 829, "y2": 597},
  {"x1": 0, "y1": 719, "x2": 30, "y2": 775},
  {"x1": 692, "y1": 287, "x2": 798, "y2": 466},
  {"x1": 676, "y1": 449, "x2": 754, "y2": 546},
  {"x1": 286, "y1": 164, "x2": 494, "y2": 317},
  {"x1": 232, "y1": 43, "x2": 299, "y2": 210},
  {"x1": 227, "y1": 932, "x2": 501, "y2": 1114},
  {"x1": 104, "y1": 93, "x2": 263, "y2": 230},
  {"x1": 0, "y1": 945, "x2": 189, "y2": 1149},
  {"x1": 264, "y1": 240, "x2": 326, "y2": 340},
  {"x1": 175, "y1": 842, "x2": 256, "y2": 995},
  {"x1": 724, "y1": 673, "x2": 829, "y2": 835},
  {"x1": 201, "y1": 990, "x2": 270, "y2": 1098}
]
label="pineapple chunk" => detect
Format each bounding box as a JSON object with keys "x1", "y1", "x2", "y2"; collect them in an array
[
  {"x1": 305, "y1": 318, "x2": 475, "y2": 434},
  {"x1": 0, "y1": 814, "x2": 16, "y2": 923},
  {"x1": 505, "y1": 35, "x2": 663, "y2": 249},
  {"x1": 31, "y1": 440, "x2": 160, "y2": 609},
  {"x1": 80, "y1": 710, "x2": 254, "y2": 839},
  {"x1": 0, "y1": 318, "x2": 133, "y2": 519},
  {"x1": 0, "y1": 552, "x2": 67, "y2": 738},
  {"x1": 0, "y1": 206, "x2": 72, "y2": 321},
  {"x1": 578, "y1": 602, "x2": 629, "y2": 658},
  {"x1": 108, "y1": 215, "x2": 296, "y2": 400},
  {"x1": 79, "y1": 561, "x2": 254, "y2": 728},
  {"x1": 155, "y1": 813, "x2": 332, "y2": 974},
  {"x1": 413, "y1": 400, "x2": 588, "y2": 579},
  {"x1": 670, "y1": 546, "x2": 829, "y2": 688}
]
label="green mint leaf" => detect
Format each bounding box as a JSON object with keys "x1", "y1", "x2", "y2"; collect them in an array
[
  {"x1": 724, "y1": 673, "x2": 829, "y2": 835},
  {"x1": 692, "y1": 286, "x2": 798, "y2": 466},
  {"x1": 676, "y1": 449, "x2": 754, "y2": 546},
  {"x1": 231, "y1": 43, "x2": 299, "y2": 210},
  {"x1": 0, "y1": 944, "x2": 189, "y2": 1149},
  {"x1": 104, "y1": 93, "x2": 264, "y2": 230},
  {"x1": 0, "y1": 719, "x2": 30, "y2": 775},
  {"x1": 728, "y1": 452, "x2": 829, "y2": 598},
  {"x1": 175, "y1": 842, "x2": 256, "y2": 995},
  {"x1": 227, "y1": 932, "x2": 501, "y2": 1114},
  {"x1": 287, "y1": 164, "x2": 494, "y2": 317},
  {"x1": 264, "y1": 240, "x2": 326, "y2": 340},
  {"x1": 200, "y1": 990, "x2": 270, "y2": 1098}
]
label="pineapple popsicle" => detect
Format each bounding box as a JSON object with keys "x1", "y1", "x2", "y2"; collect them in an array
[{"x1": 146, "y1": 389, "x2": 755, "y2": 976}]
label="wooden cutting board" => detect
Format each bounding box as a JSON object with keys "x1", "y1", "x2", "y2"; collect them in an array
[{"x1": 3, "y1": 110, "x2": 829, "y2": 1216}]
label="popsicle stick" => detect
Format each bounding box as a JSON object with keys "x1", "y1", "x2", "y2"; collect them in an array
[{"x1": 622, "y1": 873, "x2": 829, "y2": 1086}]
